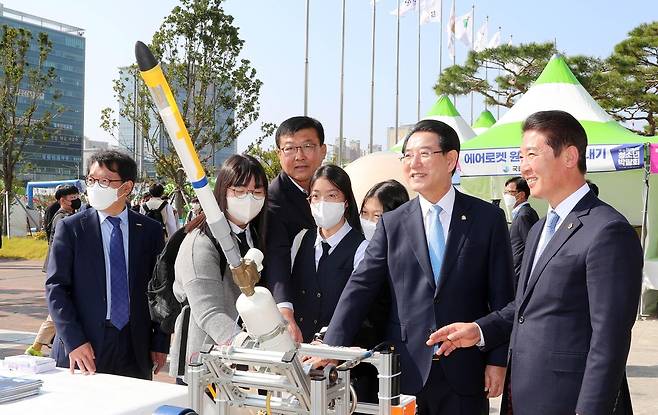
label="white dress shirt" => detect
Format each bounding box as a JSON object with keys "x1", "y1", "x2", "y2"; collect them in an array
[
  {"x1": 418, "y1": 186, "x2": 455, "y2": 247},
  {"x1": 278, "y1": 220, "x2": 368, "y2": 311},
  {"x1": 512, "y1": 201, "x2": 530, "y2": 220},
  {"x1": 229, "y1": 220, "x2": 255, "y2": 249},
  {"x1": 97, "y1": 207, "x2": 130, "y2": 319},
  {"x1": 531, "y1": 183, "x2": 590, "y2": 270}
]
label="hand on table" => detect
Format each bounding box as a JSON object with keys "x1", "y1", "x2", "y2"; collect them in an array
[{"x1": 69, "y1": 342, "x2": 96, "y2": 375}]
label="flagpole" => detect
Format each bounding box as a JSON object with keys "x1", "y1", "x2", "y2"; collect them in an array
[
  {"x1": 470, "y1": 3, "x2": 475, "y2": 125},
  {"x1": 484, "y1": 16, "x2": 489, "y2": 111},
  {"x1": 439, "y1": 0, "x2": 443, "y2": 75},
  {"x1": 417, "y1": 0, "x2": 422, "y2": 121},
  {"x1": 303, "y1": 0, "x2": 310, "y2": 115},
  {"x1": 369, "y1": 0, "x2": 377, "y2": 153},
  {"x1": 451, "y1": 0, "x2": 456, "y2": 104},
  {"x1": 338, "y1": 0, "x2": 346, "y2": 165},
  {"x1": 497, "y1": 26, "x2": 501, "y2": 119},
  {"x1": 395, "y1": 0, "x2": 400, "y2": 144}
]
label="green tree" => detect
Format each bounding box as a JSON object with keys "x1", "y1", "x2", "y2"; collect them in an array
[
  {"x1": 0, "y1": 25, "x2": 61, "y2": 230},
  {"x1": 101, "y1": 0, "x2": 263, "y2": 187},
  {"x1": 246, "y1": 122, "x2": 280, "y2": 180},
  {"x1": 600, "y1": 22, "x2": 658, "y2": 136},
  {"x1": 435, "y1": 43, "x2": 606, "y2": 108}
]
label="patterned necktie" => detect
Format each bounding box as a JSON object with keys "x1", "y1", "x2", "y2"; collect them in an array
[
  {"x1": 317, "y1": 241, "x2": 331, "y2": 270},
  {"x1": 236, "y1": 232, "x2": 250, "y2": 257},
  {"x1": 428, "y1": 205, "x2": 446, "y2": 286},
  {"x1": 536, "y1": 210, "x2": 560, "y2": 260},
  {"x1": 107, "y1": 216, "x2": 129, "y2": 330}
]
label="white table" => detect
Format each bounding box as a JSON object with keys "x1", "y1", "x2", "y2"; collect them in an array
[{"x1": 0, "y1": 368, "x2": 188, "y2": 414}]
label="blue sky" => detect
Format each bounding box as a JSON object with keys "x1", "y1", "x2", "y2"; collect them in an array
[{"x1": 2, "y1": 0, "x2": 655, "y2": 152}]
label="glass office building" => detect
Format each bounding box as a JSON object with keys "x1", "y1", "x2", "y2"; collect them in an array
[
  {"x1": 0, "y1": 4, "x2": 85, "y2": 181},
  {"x1": 117, "y1": 68, "x2": 236, "y2": 181}
]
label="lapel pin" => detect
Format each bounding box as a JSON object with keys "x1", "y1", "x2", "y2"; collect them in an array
[
  {"x1": 461, "y1": 215, "x2": 467, "y2": 221},
  {"x1": 136, "y1": 223, "x2": 143, "y2": 227},
  {"x1": 567, "y1": 223, "x2": 573, "y2": 229}
]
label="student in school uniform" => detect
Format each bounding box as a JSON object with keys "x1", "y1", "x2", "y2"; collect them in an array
[
  {"x1": 278, "y1": 164, "x2": 366, "y2": 343},
  {"x1": 169, "y1": 154, "x2": 268, "y2": 382}
]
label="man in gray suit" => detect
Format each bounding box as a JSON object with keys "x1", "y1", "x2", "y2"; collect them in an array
[{"x1": 428, "y1": 110, "x2": 642, "y2": 415}]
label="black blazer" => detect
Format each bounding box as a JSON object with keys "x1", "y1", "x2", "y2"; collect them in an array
[
  {"x1": 324, "y1": 189, "x2": 515, "y2": 395},
  {"x1": 45, "y1": 208, "x2": 169, "y2": 380},
  {"x1": 478, "y1": 191, "x2": 643, "y2": 414},
  {"x1": 264, "y1": 172, "x2": 315, "y2": 303},
  {"x1": 509, "y1": 203, "x2": 539, "y2": 287}
]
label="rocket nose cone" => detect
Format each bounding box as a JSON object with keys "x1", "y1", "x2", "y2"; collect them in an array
[{"x1": 135, "y1": 41, "x2": 157, "y2": 71}]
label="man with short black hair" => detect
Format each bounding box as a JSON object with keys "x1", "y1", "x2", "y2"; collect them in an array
[
  {"x1": 430, "y1": 110, "x2": 642, "y2": 415},
  {"x1": 46, "y1": 149, "x2": 169, "y2": 380},
  {"x1": 503, "y1": 177, "x2": 539, "y2": 287},
  {"x1": 265, "y1": 116, "x2": 327, "y2": 342},
  {"x1": 324, "y1": 119, "x2": 515, "y2": 414}
]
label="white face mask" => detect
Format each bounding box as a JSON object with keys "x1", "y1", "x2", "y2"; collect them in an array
[
  {"x1": 227, "y1": 195, "x2": 264, "y2": 225},
  {"x1": 360, "y1": 217, "x2": 377, "y2": 240},
  {"x1": 311, "y1": 201, "x2": 345, "y2": 229},
  {"x1": 502, "y1": 194, "x2": 517, "y2": 209},
  {"x1": 87, "y1": 183, "x2": 120, "y2": 211}
]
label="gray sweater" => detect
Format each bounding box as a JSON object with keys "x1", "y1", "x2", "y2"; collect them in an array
[{"x1": 169, "y1": 228, "x2": 242, "y2": 378}]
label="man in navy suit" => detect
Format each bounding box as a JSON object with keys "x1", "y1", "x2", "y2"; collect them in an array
[
  {"x1": 503, "y1": 177, "x2": 539, "y2": 289},
  {"x1": 323, "y1": 120, "x2": 515, "y2": 414},
  {"x1": 264, "y1": 116, "x2": 327, "y2": 343},
  {"x1": 46, "y1": 150, "x2": 169, "y2": 380},
  {"x1": 430, "y1": 110, "x2": 642, "y2": 414}
]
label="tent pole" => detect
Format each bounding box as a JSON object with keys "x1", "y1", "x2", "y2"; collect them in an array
[{"x1": 639, "y1": 144, "x2": 651, "y2": 319}]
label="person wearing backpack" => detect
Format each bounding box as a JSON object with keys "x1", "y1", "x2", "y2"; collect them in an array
[
  {"x1": 169, "y1": 154, "x2": 268, "y2": 383},
  {"x1": 141, "y1": 183, "x2": 177, "y2": 240}
]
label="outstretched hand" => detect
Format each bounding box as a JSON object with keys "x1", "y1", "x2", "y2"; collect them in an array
[{"x1": 426, "y1": 322, "x2": 481, "y2": 357}]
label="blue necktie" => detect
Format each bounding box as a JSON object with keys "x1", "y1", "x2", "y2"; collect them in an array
[
  {"x1": 428, "y1": 205, "x2": 446, "y2": 286},
  {"x1": 107, "y1": 216, "x2": 129, "y2": 330},
  {"x1": 536, "y1": 210, "x2": 560, "y2": 260}
]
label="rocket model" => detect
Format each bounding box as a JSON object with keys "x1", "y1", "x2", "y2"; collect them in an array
[{"x1": 135, "y1": 41, "x2": 295, "y2": 353}]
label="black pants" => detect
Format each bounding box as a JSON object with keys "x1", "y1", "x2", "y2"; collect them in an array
[
  {"x1": 415, "y1": 361, "x2": 487, "y2": 415},
  {"x1": 96, "y1": 322, "x2": 147, "y2": 380}
]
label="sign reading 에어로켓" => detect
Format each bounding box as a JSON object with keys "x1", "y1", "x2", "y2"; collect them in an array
[{"x1": 459, "y1": 144, "x2": 645, "y2": 177}]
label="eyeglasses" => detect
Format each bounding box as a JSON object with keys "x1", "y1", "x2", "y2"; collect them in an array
[
  {"x1": 503, "y1": 190, "x2": 519, "y2": 195},
  {"x1": 400, "y1": 150, "x2": 444, "y2": 163},
  {"x1": 228, "y1": 187, "x2": 266, "y2": 200},
  {"x1": 279, "y1": 143, "x2": 318, "y2": 156},
  {"x1": 85, "y1": 176, "x2": 124, "y2": 188}
]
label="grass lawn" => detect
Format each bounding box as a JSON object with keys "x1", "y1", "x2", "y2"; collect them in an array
[{"x1": 0, "y1": 236, "x2": 48, "y2": 260}]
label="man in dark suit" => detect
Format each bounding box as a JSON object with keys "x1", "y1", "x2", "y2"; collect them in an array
[
  {"x1": 46, "y1": 150, "x2": 169, "y2": 380},
  {"x1": 323, "y1": 120, "x2": 515, "y2": 414},
  {"x1": 503, "y1": 177, "x2": 539, "y2": 288},
  {"x1": 430, "y1": 110, "x2": 643, "y2": 415},
  {"x1": 264, "y1": 116, "x2": 327, "y2": 343}
]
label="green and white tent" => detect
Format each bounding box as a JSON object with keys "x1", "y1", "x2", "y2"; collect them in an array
[
  {"x1": 390, "y1": 95, "x2": 476, "y2": 152},
  {"x1": 472, "y1": 110, "x2": 496, "y2": 135},
  {"x1": 459, "y1": 54, "x2": 648, "y2": 177}
]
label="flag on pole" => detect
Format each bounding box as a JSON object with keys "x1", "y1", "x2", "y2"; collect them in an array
[
  {"x1": 487, "y1": 28, "x2": 501, "y2": 48},
  {"x1": 473, "y1": 20, "x2": 488, "y2": 52},
  {"x1": 454, "y1": 10, "x2": 473, "y2": 48},
  {"x1": 421, "y1": 0, "x2": 441, "y2": 24},
  {"x1": 446, "y1": 0, "x2": 455, "y2": 59},
  {"x1": 390, "y1": 0, "x2": 417, "y2": 16}
]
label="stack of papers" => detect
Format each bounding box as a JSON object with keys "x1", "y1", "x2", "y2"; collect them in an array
[
  {"x1": 3, "y1": 355, "x2": 56, "y2": 374},
  {"x1": 0, "y1": 376, "x2": 43, "y2": 403}
]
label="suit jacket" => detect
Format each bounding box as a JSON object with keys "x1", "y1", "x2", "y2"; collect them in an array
[
  {"x1": 478, "y1": 191, "x2": 643, "y2": 414},
  {"x1": 324, "y1": 189, "x2": 515, "y2": 395},
  {"x1": 509, "y1": 203, "x2": 539, "y2": 287},
  {"x1": 45, "y1": 207, "x2": 169, "y2": 380},
  {"x1": 264, "y1": 172, "x2": 315, "y2": 303}
]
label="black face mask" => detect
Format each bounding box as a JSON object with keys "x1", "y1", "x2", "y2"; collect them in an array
[{"x1": 71, "y1": 198, "x2": 82, "y2": 210}]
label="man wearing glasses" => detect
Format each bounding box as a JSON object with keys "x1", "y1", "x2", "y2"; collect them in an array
[
  {"x1": 503, "y1": 177, "x2": 539, "y2": 288},
  {"x1": 265, "y1": 116, "x2": 327, "y2": 343},
  {"x1": 323, "y1": 119, "x2": 514, "y2": 415},
  {"x1": 46, "y1": 150, "x2": 169, "y2": 380}
]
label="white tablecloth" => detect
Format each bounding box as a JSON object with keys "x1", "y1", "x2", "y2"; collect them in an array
[{"x1": 0, "y1": 368, "x2": 188, "y2": 414}]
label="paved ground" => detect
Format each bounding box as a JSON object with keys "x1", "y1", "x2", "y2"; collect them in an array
[{"x1": 1, "y1": 259, "x2": 657, "y2": 413}]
